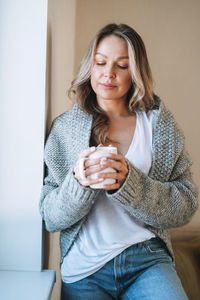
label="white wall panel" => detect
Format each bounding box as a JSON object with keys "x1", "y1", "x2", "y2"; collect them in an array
[{"x1": 0, "y1": 0, "x2": 47, "y2": 271}]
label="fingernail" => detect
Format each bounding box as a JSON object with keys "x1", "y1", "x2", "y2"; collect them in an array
[
  {"x1": 99, "y1": 178, "x2": 104, "y2": 182},
  {"x1": 100, "y1": 157, "x2": 107, "y2": 165},
  {"x1": 93, "y1": 173, "x2": 100, "y2": 179}
]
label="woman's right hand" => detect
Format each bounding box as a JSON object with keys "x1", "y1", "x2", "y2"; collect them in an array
[{"x1": 73, "y1": 146, "x2": 107, "y2": 187}]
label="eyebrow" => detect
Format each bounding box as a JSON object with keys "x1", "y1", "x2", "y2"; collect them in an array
[{"x1": 95, "y1": 52, "x2": 129, "y2": 60}]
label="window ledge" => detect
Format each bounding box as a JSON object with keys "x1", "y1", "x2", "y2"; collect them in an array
[{"x1": 0, "y1": 270, "x2": 56, "y2": 300}]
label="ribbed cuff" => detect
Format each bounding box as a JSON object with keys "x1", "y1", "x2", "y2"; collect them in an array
[
  {"x1": 106, "y1": 160, "x2": 141, "y2": 207},
  {"x1": 59, "y1": 168, "x2": 100, "y2": 205}
]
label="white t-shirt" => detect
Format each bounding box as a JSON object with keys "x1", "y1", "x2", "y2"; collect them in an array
[{"x1": 61, "y1": 110, "x2": 157, "y2": 283}]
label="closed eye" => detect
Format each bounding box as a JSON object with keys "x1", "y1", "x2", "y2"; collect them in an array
[
  {"x1": 117, "y1": 65, "x2": 128, "y2": 69},
  {"x1": 95, "y1": 62, "x2": 128, "y2": 69},
  {"x1": 96, "y1": 62, "x2": 105, "y2": 66}
]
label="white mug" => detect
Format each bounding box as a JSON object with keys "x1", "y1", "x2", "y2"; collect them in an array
[{"x1": 79, "y1": 146, "x2": 117, "y2": 189}]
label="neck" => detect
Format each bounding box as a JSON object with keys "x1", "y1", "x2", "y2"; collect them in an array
[{"x1": 97, "y1": 99, "x2": 130, "y2": 119}]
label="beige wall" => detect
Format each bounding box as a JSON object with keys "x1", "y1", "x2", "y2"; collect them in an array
[
  {"x1": 47, "y1": 1, "x2": 200, "y2": 299},
  {"x1": 46, "y1": 0, "x2": 76, "y2": 130},
  {"x1": 46, "y1": 1, "x2": 76, "y2": 299}
]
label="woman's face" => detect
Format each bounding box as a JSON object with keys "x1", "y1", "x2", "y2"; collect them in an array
[{"x1": 90, "y1": 35, "x2": 132, "y2": 105}]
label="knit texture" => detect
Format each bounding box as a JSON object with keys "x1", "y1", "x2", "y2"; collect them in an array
[{"x1": 39, "y1": 98, "x2": 198, "y2": 264}]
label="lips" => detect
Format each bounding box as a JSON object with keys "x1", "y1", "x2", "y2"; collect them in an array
[{"x1": 100, "y1": 83, "x2": 116, "y2": 89}]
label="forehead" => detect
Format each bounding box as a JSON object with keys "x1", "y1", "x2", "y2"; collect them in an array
[{"x1": 95, "y1": 35, "x2": 128, "y2": 58}]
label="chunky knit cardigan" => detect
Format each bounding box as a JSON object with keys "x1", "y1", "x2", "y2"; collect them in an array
[{"x1": 39, "y1": 98, "x2": 198, "y2": 264}]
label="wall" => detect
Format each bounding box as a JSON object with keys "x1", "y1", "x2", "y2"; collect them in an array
[
  {"x1": 45, "y1": 1, "x2": 76, "y2": 299},
  {"x1": 0, "y1": 0, "x2": 47, "y2": 271},
  {"x1": 46, "y1": 0, "x2": 76, "y2": 128},
  {"x1": 47, "y1": 0, "x2": 200, "y2": 299}
]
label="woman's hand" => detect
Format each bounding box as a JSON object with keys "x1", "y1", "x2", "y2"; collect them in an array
[
  {"x1": 97, "y1": 153, "x2": 129, "y2": 190},
  {"x1": 73, "y1": 146, "x2": 109, "y2": 187},
  {"x1": 73, "y1": 145, "x2": 128, "y2": 190}
]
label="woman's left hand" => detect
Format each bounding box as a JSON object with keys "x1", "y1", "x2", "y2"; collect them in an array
[{"x1": 97, "y1": 153, "x2": 128, "y2": 190}]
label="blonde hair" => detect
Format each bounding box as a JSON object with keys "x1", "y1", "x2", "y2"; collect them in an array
[{"x1": 69, "y1": 23, "x2": 155, "y2": 145}]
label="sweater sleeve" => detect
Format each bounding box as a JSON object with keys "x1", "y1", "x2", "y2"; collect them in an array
[
  {"x1": 106, "y1": 149, "x2": 198, "y2": 229},
  {"x1": 39, "y1": 118, "x2": 100, "y2": 233}
]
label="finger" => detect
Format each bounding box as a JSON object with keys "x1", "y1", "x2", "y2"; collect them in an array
[
  {"x1": 79, "y1": 177, "x2": 104, "y2": 187},
  {"x1": 95, "y1": 171, "x2": 127, "y2": 187},
  {"x1": 100, "y1": 158, "x2": 127, "y2": 173},
  {"x1": 79, "y1": 157, "x2": 87, "y2": 180},
  {"x1": 84, "y1": 164, "x2": 108, "y2": 177},
  {"x1": 79, "y1": 146, "x2": 96, "y2": 158},
  {"x1": 95, "y1": 171, "x2": 119, "y2": 180},
  {"x1": 101, "y1": 182, "x2": 121, "y2": 190},
  {"x1": 85, "y1": 155, "x2": 111, "y2": 168},
  {"x1": 104, "y1": 153, "x2": 125, "y2": 162}
]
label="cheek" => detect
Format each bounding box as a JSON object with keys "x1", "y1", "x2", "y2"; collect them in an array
[{"x1": 122, "y1": 75, "x2": 132, "y2": 91}]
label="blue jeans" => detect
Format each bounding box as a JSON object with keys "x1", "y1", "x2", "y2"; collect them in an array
[{"x1": 61, "y1": 238, "x2": 188, "y2": 300}]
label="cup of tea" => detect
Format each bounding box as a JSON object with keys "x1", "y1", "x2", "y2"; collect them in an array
[{"x1": 79, "y1": 146, "x2": 117, "y2": 188}]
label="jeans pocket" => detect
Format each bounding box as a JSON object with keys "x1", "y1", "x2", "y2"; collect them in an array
[{"x1": 145, "y1": 239, "x2": 166, "y2": 254}]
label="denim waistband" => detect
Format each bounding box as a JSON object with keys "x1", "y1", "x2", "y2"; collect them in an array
[{"x1": 137, "y1": 237, "x2": 164, "y2": 248}]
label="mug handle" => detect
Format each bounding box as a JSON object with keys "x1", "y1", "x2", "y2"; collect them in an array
[{"x1": 79, "y1": 157, "x2": 87, "y2": 180}]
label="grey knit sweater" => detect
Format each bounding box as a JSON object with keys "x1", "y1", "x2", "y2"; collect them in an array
[{"x1": 39, "y1": 98, "x2": 198, "y2": 264}]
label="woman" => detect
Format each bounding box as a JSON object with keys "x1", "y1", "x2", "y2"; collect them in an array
[{"x1": 40, "y1": 24, "x2": 198, "y2": 299}]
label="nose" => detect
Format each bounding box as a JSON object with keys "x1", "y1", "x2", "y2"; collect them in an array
[{"x1": 104, "y1": 64, "x2": 116, "y2": 79}]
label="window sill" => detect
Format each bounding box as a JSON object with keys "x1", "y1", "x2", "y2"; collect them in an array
[{"x1": 0, "y1": 270, "x2": 56, "y2": 300}]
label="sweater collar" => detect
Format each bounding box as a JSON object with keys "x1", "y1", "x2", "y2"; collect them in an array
[
  {"x1": 71, "y1": 103, "x2": 93, "y2": 158},
  {"x1": 149, "y1": 99, "x2": 184, "y2": 181}
]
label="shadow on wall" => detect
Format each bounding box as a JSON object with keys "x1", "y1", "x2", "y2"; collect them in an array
[{"x1": 45, "y1": 22, "x2": 52, "y2": 134}]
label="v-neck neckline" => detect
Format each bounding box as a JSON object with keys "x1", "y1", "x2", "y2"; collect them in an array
[{"x1": 125, "y1": 112, "x2": 139, "y2": 157}]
